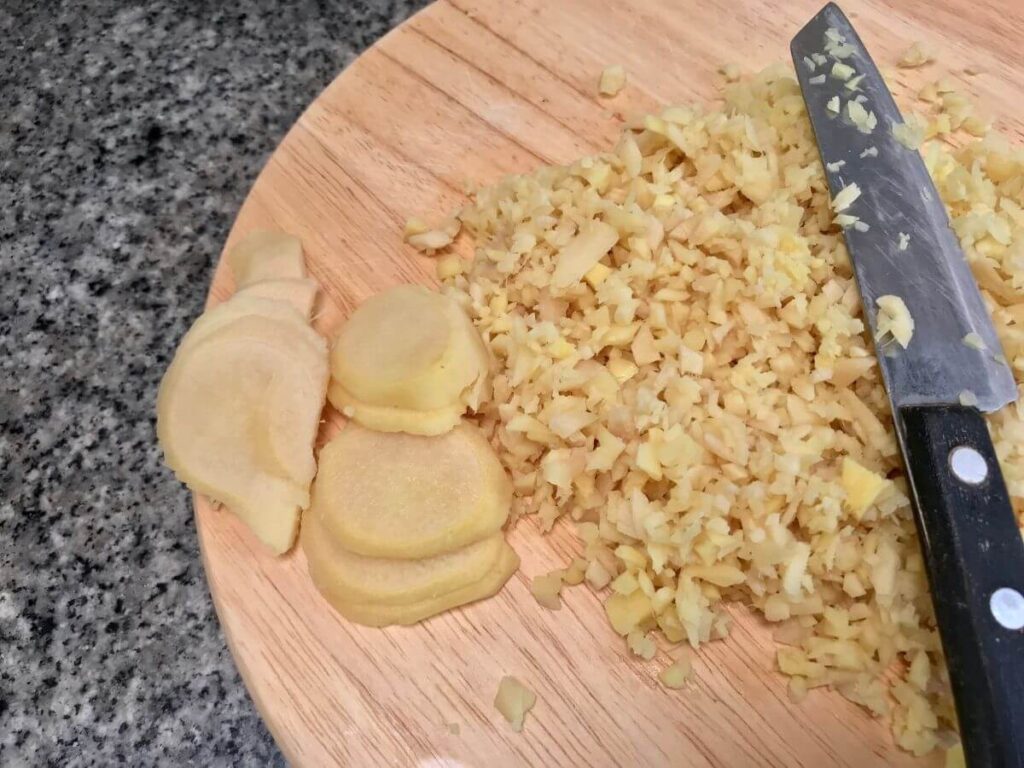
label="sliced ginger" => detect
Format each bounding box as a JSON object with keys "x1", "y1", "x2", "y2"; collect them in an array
[
  {"x1": 158, "y1": 315, "x2": 328, "y2": 553},
  {"x1": 302, "y1": 514, "x2": 508, "y2": 605},
  {"x1": 158, "y1": 230, "x2": 328, "y2": 555},
  {"x1": 328, "y1": 380, "x2": 465, "y2": 436},
  {"x1": 312, "y1": 423, "x2": 511, "y2": 559},
  {"x1": 329, "y1": 285, "x2": 489, "y2": 433},
  {"x1": 179, "y1": 295, "x2": 321, "y2": 362},
  {"x1": 317, "y1": 544, "x2": 520, "y2": 627},
  {"x1": 228, "y1": 230, "x2": 305, "y2": 286},
  {"x1": 235, "y1": 278, "x2": 319, "y2": 319}
]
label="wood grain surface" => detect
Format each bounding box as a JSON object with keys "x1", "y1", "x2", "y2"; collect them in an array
[{"x1": 196, "y1": 0, "x2": 1024, "y2": 764}]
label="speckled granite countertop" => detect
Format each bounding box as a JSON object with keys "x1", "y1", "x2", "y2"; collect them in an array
[{"x1": 0, "y1": 2, "x2": 428, "y2": 764}]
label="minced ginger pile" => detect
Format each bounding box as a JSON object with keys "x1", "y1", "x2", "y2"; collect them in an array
[{"x1": 412, "y1": 62, "x2": 1024, "y2": 756}]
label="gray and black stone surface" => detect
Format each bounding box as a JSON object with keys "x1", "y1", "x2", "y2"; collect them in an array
[{"x1": 0, "y1": 2, "x2": 429, "y2": 764}]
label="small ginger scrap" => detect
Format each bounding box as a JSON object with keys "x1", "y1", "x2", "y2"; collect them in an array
[
  {"x1": 598, "y1": 64, "x2": 627, "y2": 97},
  {"x1": 847, "y1": 99, "x2": 877, "y2": 133},
  {"x1": 831, "y1": 182, "x2": 861, "y2": 213},
  {"x1": 876, "y1": 295, "x2": 915, "y2": 348},
  {"x1": 831, "y1": 62, "x2": 855, "y2": 81},
  {"x1": 842, "y1": 457, "x2": 890, "y2": 520},
  {"x1": 892, "y1": 114, "x2": 927, "y2": 150},
  {"x1": 962, "y1": 332, "x2": 987, "y2": 351},
  {"x1": 530, "y1": 570, "x2": 565, "y2": 610},
  {"x1": 899, "y1": 42, "x2": 935, "y2": 68},
  {"x1": 659, "y1": 653, "x2": 693, "y2": 689},
  {"x1": 494, "y1": 676, "x2": 536, "y2": 732},
  {"x1": 405, "y1": 216, "x2": 461, "y2": 253}
]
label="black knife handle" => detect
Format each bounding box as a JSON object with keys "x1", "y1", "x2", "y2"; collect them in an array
[{"x1": 899, "y1": 405, "x2": 1024, "y2": 768}]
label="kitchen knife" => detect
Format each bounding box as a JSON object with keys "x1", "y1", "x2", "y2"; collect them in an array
[{"x1": 791, "y1": 5, "x2": 1024, "y2": 766}]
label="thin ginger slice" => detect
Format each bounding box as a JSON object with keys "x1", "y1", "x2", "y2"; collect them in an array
[
  {"x1": 330, "y1": 285, "x2": 486, "y2": 413},
  {"x1": 228, "y1": 230, "x2": 306, "y2": 286},
  {"x1": 179, "y1": 295, "x2": 322, "y2": 364},
  {"x1": 328, "y1": 380, "x2": 464, "y2": 436},
  {"x1": 313, "y1": 423, "x2": 512, "y2": 559},
  {"x1": 157, "y1": 315, "x2": 328, "y2": 554},
  {"x1": 184, "y1": 314, "x2": 326, "y2": 485},
  {"x1": 301, "y1": 510, "x2": 507, "y2": 605},
  {"x1": 235, "y1": 278, "x2": 319, "y2": 319},
  {"x1": 327, "y1": 300, "x2": 492, "y2": 434},
  {"x1": 316, "y1": 543, "x2": 520, "y2": 627}
]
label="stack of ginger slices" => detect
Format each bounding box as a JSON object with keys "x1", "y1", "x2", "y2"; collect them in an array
[
  {"x1": 306, "y1": 284, "x2": 519, "y2": 627},
  {"x1": 158, "y1": 233, "x2": 518, "y2": 627},
  {"x1": 157, "y1": 231, "x2": 329, "y2": 555}
]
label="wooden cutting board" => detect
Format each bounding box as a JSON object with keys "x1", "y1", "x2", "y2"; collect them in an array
[{"x1": 196, "y1": 0, "x2": 1024, "y2": 765}]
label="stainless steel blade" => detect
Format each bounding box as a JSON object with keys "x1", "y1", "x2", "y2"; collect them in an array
[{"x1": 791, "y1": 3, "x2": 1016, "y2": 412}]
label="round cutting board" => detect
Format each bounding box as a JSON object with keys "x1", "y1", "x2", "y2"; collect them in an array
[{"x1": 197, "y1": 0, "x2": 1024, "y2": 765}]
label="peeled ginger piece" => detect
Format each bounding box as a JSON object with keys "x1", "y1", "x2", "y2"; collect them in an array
[
  {"x1": 179, "y1": 295, "x2": 321, "y2": 362},
  {"x1": 157, "y1": 314, "x2": 328, "y2": 554},
  {"x1": 228, "y1": 230, "x2": 305, "y2": 286},
  {"x1": 330, "y1": 285, "x2": 489, "y2": 426},
  {"x1": 841, "y1": 457, "x2": 890, "y2": 520},
  {"x1": 494, "y1": 676, "x2": 537, "y2": 732},
  {"x1": 319, "y1": 544, "x2": 520, "y2": 627},
  {"x1": 328, "y1": 380, "x2": 464, "y2": 436},
  {"x1": 235, "y1": 278, "x2": 319, "y2": 319},
  {"x1": 301, "y1": 512, "x2": 507, "y2": 605},
  {"x1": 313, "y1": 423, "x2": 512, "y2": 559}
]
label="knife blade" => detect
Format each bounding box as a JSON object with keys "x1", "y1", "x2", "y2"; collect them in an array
[
  {"x1": 792, "y1": 5, "x2": 1015, "y2": 413},
  {"x1": 792, "y1": 6, "x2": 1024, "y2": 767}
]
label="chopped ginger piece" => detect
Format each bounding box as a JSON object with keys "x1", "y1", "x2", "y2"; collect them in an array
[
  {"x1": 494, "y1": 676, "x2": 536, "y2": 732},
  {"x1": 659, "y1": 652, "x2": 693, "y2": 689},
  {"x1": 847, "y1": 100, "x2": 877, "y2": 133},
  {"x1": 898, "y1": 42, "x2": 935, "y2": 68},
  {"x1": 831, "y1": 183, "x2": 861, "y2": 213},
  {"x1": 876, "y1": 295, "x2": 915, "y2": 348},
  {"x1": 599, "y1": 65, "x2": 627, "y2": 97},
  {"x1": 585, "y1": 261, "x2": 613, "y2": 288},
  {"x1": 627, "y1": 630, "x2": 657, "y2": 660},
  {"x1": 845, "y1": 74, "x2": 866, "y2": 92},
  {"x1": 842, "y1": 457, "x2": 889, "y2": 520},
  {"x1": 563, "y1": 558, "x2": 587, "y2": 586},
  {"x1": 892, "y1": 115, "x2": 926, "y2": 150},
  {"x1": 405, "y1": 216, "x2": 460, "y2": 252},
  {"x1": 963, "y1": 332, "x2": 987, "y2": 351},
  {"x1": 831, "y1": 62, "x2": 855, "y2": 81},
  {"x1": 553, "y1": 221, "x2": 619, "y2": 287},
  {"x1": 436, "y1": 253, "x2": 464, "y2": 280},
  {"x1": 918, "y1": 82, "x2": 939, "y2": 103},
  {"x1": 531, "y1": 570, "x2": 565, "y2": 610},
  {"x1": 605, "y1": 590, "x2": 654, "y2": 636}
]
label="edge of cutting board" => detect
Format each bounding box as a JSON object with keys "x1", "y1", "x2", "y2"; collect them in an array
[{"x1": 191, "y1": 0, "x2": 1024, "y2": 763}]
